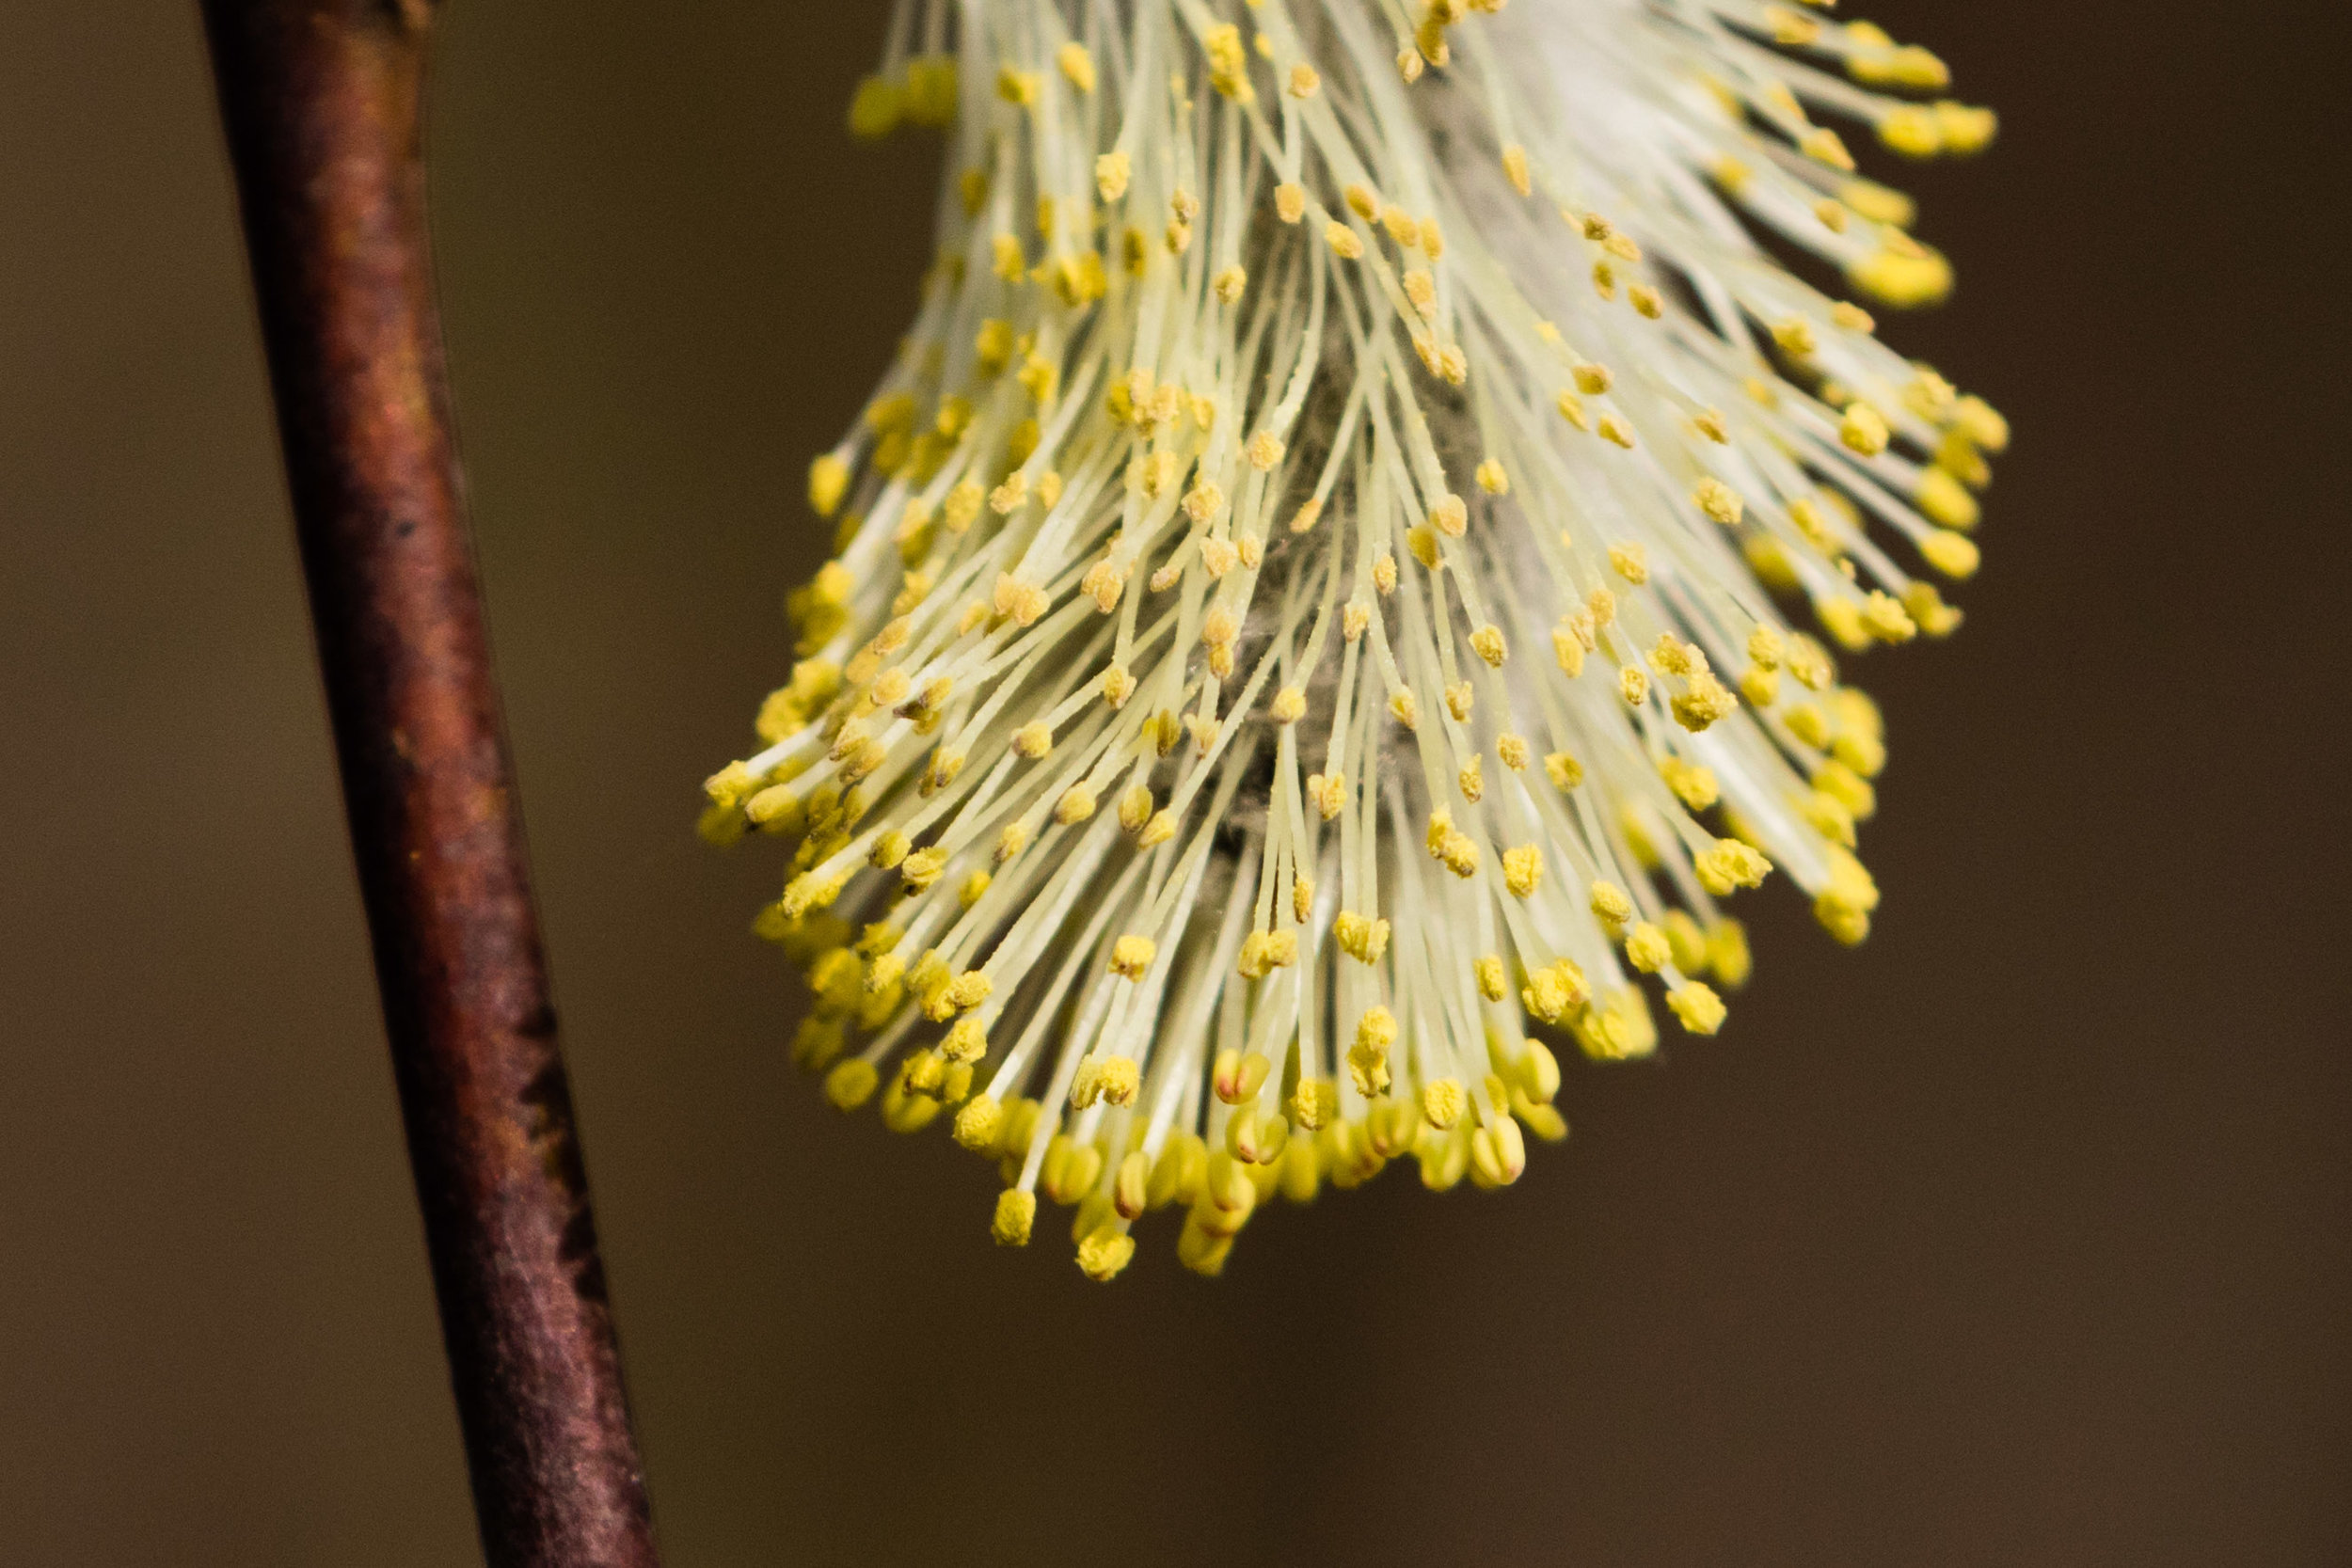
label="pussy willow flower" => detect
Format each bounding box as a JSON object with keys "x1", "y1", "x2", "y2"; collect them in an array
[{"x1": 701, "y1": 0, "x2": 2004, "y2": 1281}]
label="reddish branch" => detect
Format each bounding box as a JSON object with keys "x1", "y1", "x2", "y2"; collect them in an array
[{"x1": 199, "y1": 4, "x2": 660, "y2": 1563}]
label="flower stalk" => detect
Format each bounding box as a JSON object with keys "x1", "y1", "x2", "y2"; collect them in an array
[{"x1": 199, "y1": 2, "x2": 660, "y2": 1561}]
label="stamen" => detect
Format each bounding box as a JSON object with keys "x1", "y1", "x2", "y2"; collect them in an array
[{"x1": 714, "y1": 0, "x2": 2003, "y2": 1278}]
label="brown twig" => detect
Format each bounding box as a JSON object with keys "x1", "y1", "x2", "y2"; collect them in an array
[{"x1": 199, "y1": 3, "x2": 660, "y2": 1563}]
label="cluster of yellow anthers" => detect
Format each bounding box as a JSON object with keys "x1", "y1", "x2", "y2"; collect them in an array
[{"x1": 703, "y1": 0, "x2": 2003, "y2": 1280}]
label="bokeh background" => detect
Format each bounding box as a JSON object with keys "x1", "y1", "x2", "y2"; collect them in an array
[{"x1": 3, "y1": 1, "x2": 2346, "y2": 1563}]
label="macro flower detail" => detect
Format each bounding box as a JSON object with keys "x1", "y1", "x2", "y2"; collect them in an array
[{"x1": 703, "y1": 0, "x2": 2004, "y2": 1280}]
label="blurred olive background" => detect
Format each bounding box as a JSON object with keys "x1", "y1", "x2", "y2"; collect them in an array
[{"x1": 2, "y1": 1, "x2": 2345, "y2": 1563}]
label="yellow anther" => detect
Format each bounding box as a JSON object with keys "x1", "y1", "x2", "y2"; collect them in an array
[
  {"x1": 992, "y1": 1187, "x2": 1036, "y2": 1246},
  {"x1": 1804, "y1": 787, "x2": 1859, "y2": 847},
  {"x1": 1919, "y1": 530, "x2": 1980, "y2": 579},
  {"x1": 1235, "y1": 929, "x2": 1295, "y2": 980},
  {"x1": 1326, "y1": 220, "x2": 1364, "y2": 261},
  {"x1": 1619, "y1": 665, "x2": 1650, "y2": 707},
  {"x1": 1390, "y1": 688, "x2": 1419, "y2": 730},
  {"x1": 1109, "y1": 784, "x2": 1150, "y2": 836},
  {"x1": 1470, "y1": 1117, "x2": 1526, "y2": 1187},
  {"x1": 808, "y1": 454, "x2": 850, "y2": 517},
  {"x1": 848, "y1": 72, "x2": 905, "y2": 139},
  {"x1": 1785, "y1": 635, "x2": 1834, "y2": 691},
  {"x1": 1054, "y1": 780, "x2": 1096, "y2": 827},
  {"x1": 1235, "y1": 431, "x2": 1284, "y2": 476},
  {"x1": 1098, "y1": 1056, "x2": 1142, "y2": 1107},
  {"x1": 1436, "y1": 830, "x2": 1479, "y2": 878},
  {"x1": 1800, "y1": 127, "x2": 1855, "y2": 170},
  {"x1": 898, "y1": 1048, "x2": 947, "y2": 1100},
  {"x1": 1075, "y1": 1225, "x2": 1135, "y2": 1282},
  {"x1": 1587, "y1": 879, "x2": 1633, "y2": 927},
  {"x1": 1414, "y1": 1079, "x2": 1464, "y2": 1132},
  {"x1": 938, "y1": 481, "x2": 982, "y2": 535},
  {"x1": 995, "y1": 64, "x2": 1043, "y2": 107},
  {"x1": 1109, "y1": 934, "x2": 1157, "y2": 979},
  {"x1": 823, "y1": 1058, "x2": 879, "y2": 1111},
  {"x1": 1499, "y1": 141, "x2": 1534, "y2": 197},
  {"x1": 1502, "y1": 844, "x2": 1544, "y2": 899},
  {"x1": 1917, "y1": 467, "x2": 1981, "y2": 530},
  {"x1": 1512, "y1": 1039, "x2": 1562, "y2": 1104},
  {"x1": 1851, "y1": 245, "x2": 1954, "y2": 308},
  {"x1": 1364, "y1": 1098, "x2": 1422, "y2": 1159},
  {"x1": 1144, "y1": 1133, "x2": 1209, "y2": 1212},
  {"x1": 1861, "y1": 589, "x2": 1918, "y2": 643},
  {"x1": 1625, "y1": 922, "x2": 1673, "y2": 974},
  {"x1": 1470, "y1": 624, "x2": 1507, "y2": 667},
  {"x1": 1840, "y1": 402, "x2": 1892, "y2": 457},
  {"x1": 1347, "y1": 1010, "x2": 1396, "y2": 1097},
  {"x1": 1457, "y1": 754, "x2": 1485, "y2": 803},
  {"x1": 1694, "y1": 838, "x2": 1772, "y2": 896},
  {"x1": 1214, "y1": 1048, "x2": 1274, "y2": 1105},
  {"x1": 1307, "y1": 770, "x2": 1347, "y2": 819},
  {"x1": 1936, "y1": 101, "x2": 1998, "y2": 154},
  {"x1": 1661, "y1": 756, "x2": 1721, "y2": 812},
  {"x1": 1952, "y1": 394, "x2": 2010, "y2": 452},
  {"x1": 932, "y1": 1011, "x2": 987, "y2": 1066},
  {"x1": 991, "y1": 571, "x2": 1047, "y2": 626},
  {"x1": 1672, "y1": 671, "x2": 1739, "y2": 733},
  {"x1": 776, "y1": 868, "x2": 850, "y2": 920},
  {"x1": 1597, "y1": 414, "x2": 1635, "y2": 448},
  {"x1": 1044, "y1": 1132, "x2": 1096, "y2": 1212},
  {"x1": 1402, "y1": 268, "x2": 1438, "y2": 320},
  {"x1": 990, "y1": 231, "x2": 1029, "y2": 284},
  {"x1": 1199, "y1": 1151, "x2": 1257, "y2": 1229},
  {"x1": 977, "y1": 821, "x2": 1025, "y2": 870},
  {"x1": 1667, "y1": 981, "x2": 1727, "y2": 1035},
  {"x1": 897, "y1": 846, "x2": 947, "y2": 892},
  {"x1": 1462, "y1": 953, "x2": 1503, "y2": 1003},
  {"x1": 1707, "y1": 919, "x2": 1753, "y2": 989},
  {"x1": 1227, "y1": 1105, "x2": 1288, "y2": 1165},
  {"x1": 1429, "y1": 493, "x2": 1469, "y2": 537},
  {"x1": 951, "y1": 1093, "x2": 1002, "y2": 1151},
  {"x1": 1054, "y1": 40, "x2": 1097, "y2": 94},
  {"x1": 1268, "y1": 685, "x2": 1308, "y2": 725},
  {"x1": 1333, "y1": 911, "x2": 1391, "y2": 964},
  {"x1": 1787, "y1": 701, "x2": 1832, "y2": 749},
  {"x1": 789, "y1": 1013, "x2": 845, "y2": 1071},
  {"x1": 1874, "y1": 104, "x2": 1939, "y2": 158},
  {"x1": 1088, "y1": 150, "x2": 1132, "y2": 207},
  {"x1": 1837, "y1": 180, "x2": 1914, "y2": 230},
  {"x1": 1098, "y1": 1150, "x2": 1147, "y2": 1223}
]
